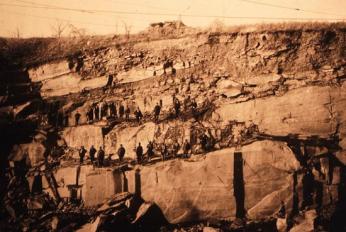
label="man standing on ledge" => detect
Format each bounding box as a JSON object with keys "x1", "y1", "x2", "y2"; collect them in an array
[
  {"x1": 79, "y1": 146, "x2": 87, "y2": 164},
  {"x1": 136, "y1": 143, "x2": 143, "y2": 164},
  {"x1": 117, "y1": 144, "x2": 126, "y2": 162}
]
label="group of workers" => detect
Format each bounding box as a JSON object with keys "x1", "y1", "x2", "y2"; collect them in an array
[
  {"x1": 73, "y1": 94, "x2": 198, "y2": 126},
  {"x1": 78, "y1": 138, "x2": 193, "y2": 166},
  {"x1": 73, "y1": 101, "x2": 162, "y2": 126}
]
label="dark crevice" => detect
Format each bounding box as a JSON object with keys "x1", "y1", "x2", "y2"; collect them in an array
[{"x1": 233, "y1": 150, "x2": 245, "y2": 219}]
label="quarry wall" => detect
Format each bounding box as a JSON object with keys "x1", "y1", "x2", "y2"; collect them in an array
[{"x1": 2, "y1": 27, "x2": 346, "y2": 225}]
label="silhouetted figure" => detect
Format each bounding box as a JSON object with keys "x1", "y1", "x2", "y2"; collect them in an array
[
  {"x1": 101, "y1": 102, "x2": 108, "y2": 119},
  {"x1": 191, "y1": 99, "x2": 198, "y2": 119},
  {"x1": 97, "y1": 147, "x2": 105, "y2": 167},
  {"x1": 125, "y1": 106, "x2": 130, "y2": 120},
  {"x1": 106, "y1": 74, "x2": 113, "y2": 87},
  {"x1": 173, "y1": 141, "x2": 180, "y2": 158},
  {"x1": 109, "y1": 102, "x2": 117, "y2": 118},
  {"x1": 94, "y1": 105, "x2": 100, "y2": 121},
  {"x1": 75, "y1": 112, "x2": 81, "y2": 125},
  {"x1": 153, "y1": 70, "x2": 156, "y2": 76},
  {"x1": 89, "y1": 145, "x2": 96, "y2": 163},
  {"x1": 172, "y1": 67, "x2": 176, "y2": 76},
  {"x1": 117, "y1": 144, "x2": 126, "y2": 162},
  {"x1": 183, "y1": 139, "x2": 191, "y2": 158},
  {"x1": 153, "y1": 103, "x2": 161, "y2": 122},
  {"x1": 134, "y1": 107, "x2": 143, "y2": 123},
  {"x1": 302, "y1": 168, "x2": 315, "y2": 209},
  {"x1": 136, "y1": 143, "x2": 143, "y2": 164},
  {"x1": 79, "y1": 146, "x2": 87, "y2": 164},
  {"x1": 182, "y1": 61, "x2": 185, "y2": 68},
  {"x1": 200, "y1": 133, "x2": 208, "y2": 151},
  {"x1": 188, "y1": 61, "x2": 191, "y2": 68},
  {"x1": 174, "y1": 98, "x2": 181, "y2": 117},
  {"x1": 146, "y1": 141, "x2": 154, "y2": 161},
  {"x1": 87, "y1": 108, "x2": 93, "y2": 122},
  {"x1": 119, "y1": 104, "x2": 125, "y2": 118},
  {"x1": 161, "y1": 144, "x2": 168, "y2": 161}
]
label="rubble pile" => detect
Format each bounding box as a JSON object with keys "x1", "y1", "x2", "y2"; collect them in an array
[{"x1": 1, "y1": 22, "x2": 346, "y2": 231}]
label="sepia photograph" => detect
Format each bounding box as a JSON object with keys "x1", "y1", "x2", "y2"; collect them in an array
[{"x1": 0, "y1": 0, "x2": 345, "y2": 231}]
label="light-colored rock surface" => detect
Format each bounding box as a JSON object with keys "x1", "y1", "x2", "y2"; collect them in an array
[
  {"x1": 213, "y1": 86, "x2": 339, "y2": 137},
  {"x1": 122, "y1": 140, "x2": 299, "y2": 223},
  {"x1": 28, "y1": 60, "x2": 71, "y2": 82},
  {"x1": 243, "y1": 140, "x2": 300, "y2": 219},
  {"x1": 104, "y1": 120, "x2": 192, "y2": 159},
  {"x1": 40, "y1": 73, "x2": 107, "y2": 98},
  {"x1": 289, "y1": 210, "x2": 317, "y2": 232},
  {"x1": 127, "y1": 149, "x2": 235, "y2": 223},
  {"x1": 48, "y1": 165, "x2": 94, "y2": 199},
  {"x1": 61, "y1": 125, "x2": 104, "y2": 150},
  {"x1": 84, "y1": 169, "x2": 123, "y2": 207}
]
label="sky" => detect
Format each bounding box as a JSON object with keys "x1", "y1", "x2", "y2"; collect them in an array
[{"x1": 0, "y1": 0, "x2": 345, "y2": 38}]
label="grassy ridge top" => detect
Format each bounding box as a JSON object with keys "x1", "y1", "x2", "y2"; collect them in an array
[{"x1": 0, "y1": 21, "x2": 345, "y2": 70}]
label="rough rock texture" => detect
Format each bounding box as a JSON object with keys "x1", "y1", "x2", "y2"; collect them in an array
[{"x1": 2, "y1": 24, "x2": 346, "y2": 230}]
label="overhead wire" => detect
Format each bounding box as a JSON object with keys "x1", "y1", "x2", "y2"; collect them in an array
[
  {"x1": 2, "y1": 10, "x2": 117, "y2": 28},
  {"x1": 0, "y1": 1, "x2": 345, "y2": 21},
  {"x1": 238, "y1": 0, "x2": 346, "y2": 18}
]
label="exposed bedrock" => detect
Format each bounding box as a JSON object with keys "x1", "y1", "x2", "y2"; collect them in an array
[{"x1": 2, "y1": 26, "x2": 346, "y2": 230}]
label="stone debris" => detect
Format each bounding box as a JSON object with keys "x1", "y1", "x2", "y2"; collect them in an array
[{"x1": 1, "y1": 22, "x2": 346, "y2": 232}]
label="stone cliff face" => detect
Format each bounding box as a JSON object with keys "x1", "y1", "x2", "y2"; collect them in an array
[{"x1": 1, "y1": 24, "x2": 346, "y2": 230}]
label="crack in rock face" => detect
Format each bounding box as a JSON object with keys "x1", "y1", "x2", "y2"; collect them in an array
[{"x1": 1, "y1": 23, "x2": 346, "y2": 231}]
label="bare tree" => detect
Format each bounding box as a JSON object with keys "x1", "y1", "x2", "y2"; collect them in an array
[
  {"x1": 122, "y1": 21, "x2": 132, "y2": 40},
  {"x1": 15, "y1": 27, "x2": 21, "y2": 38},
  {"x1": 51, "y1": 20, "x2": 67, "y2": 38},
  {"x1": 68, "y1": 24, "x2": 86, "y2": 38}
]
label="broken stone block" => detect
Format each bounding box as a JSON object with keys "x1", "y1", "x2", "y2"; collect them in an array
[
  {"x1": 216, "y1": 79, "x2": 243, "y2": 98},
  {"x1": 276, "y1": 218, "x2": 287, "y2": 232}
]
